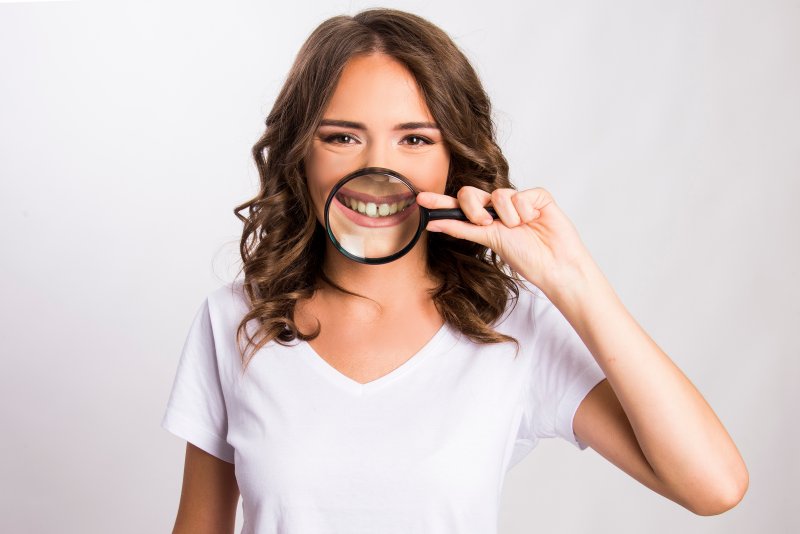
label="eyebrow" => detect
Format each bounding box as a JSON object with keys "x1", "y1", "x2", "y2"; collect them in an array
[{"x1": 318, "y1": 119, "x2": 439, "y2": 130}]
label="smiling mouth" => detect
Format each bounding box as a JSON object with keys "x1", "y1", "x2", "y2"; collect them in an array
[{"x1": 335, "y1": 188, "x2": 415, "y2": 218}]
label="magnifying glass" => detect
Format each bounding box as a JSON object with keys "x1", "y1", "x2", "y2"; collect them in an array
[{"x1": 323, "y1": 166, "x2": 499, "y2": 265}]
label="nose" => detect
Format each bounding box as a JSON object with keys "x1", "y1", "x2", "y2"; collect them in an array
[
  {"x1": 361, "y1": 137, "x2": 395, "y2": 172},
  {"x1": 353, "y1": 137, "x2": 417, "y2": 190}
]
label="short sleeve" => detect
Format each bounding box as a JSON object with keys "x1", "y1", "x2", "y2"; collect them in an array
[
  {"x1": 521, "y1": 286, "x2": 607, "y2": 451},
  {"x1": 160, "y1": 297, "x2": 235, "y2": 463}
]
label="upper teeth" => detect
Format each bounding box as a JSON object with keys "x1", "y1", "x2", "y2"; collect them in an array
[{"x1": 341, "y1": 195, "x2": 412, "y2": 217}]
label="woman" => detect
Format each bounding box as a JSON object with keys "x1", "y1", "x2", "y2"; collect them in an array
[{"x1": 161, "y1": 8, "x2": 748, "y2": 533}]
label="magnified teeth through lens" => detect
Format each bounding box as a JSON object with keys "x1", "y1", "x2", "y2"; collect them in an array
[
  {"x1": 336, "y1": 192, "x2": 414, "y2": 218},
  {"x1": 325, "y1": 168, "x2": 423, "y2": 262}
]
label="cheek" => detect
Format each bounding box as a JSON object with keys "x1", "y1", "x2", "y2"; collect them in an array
[
  {"x1": 306, "y1": 147, "x2": 361, "y2": 196},
  {"x1": 304, "y1": 147, "x2": 343, "y2": 217},
  {"x1": 412, "y1": 149, "x2": 450, "y2": 194}
]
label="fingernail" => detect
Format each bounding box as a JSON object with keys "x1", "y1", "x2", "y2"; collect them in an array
[
  {"x1": 427, "y1": 223, "x2": 443, "y2": 232},
  {"x1": 482, "y1": 217, "x2": 493, "y2": 225}
]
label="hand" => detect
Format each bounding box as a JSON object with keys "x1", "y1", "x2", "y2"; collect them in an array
[{"x1": 416, "y1": 186, "x2": 597, "y2": 293}]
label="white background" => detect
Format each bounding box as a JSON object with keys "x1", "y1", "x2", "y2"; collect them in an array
[{"x1": 1, "y1": 1, "x2": 797, "y2": 532}]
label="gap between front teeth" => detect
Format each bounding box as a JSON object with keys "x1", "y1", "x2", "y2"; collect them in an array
[{"x1": 342, "y1": 196, "x2": 411, "y2": 217}]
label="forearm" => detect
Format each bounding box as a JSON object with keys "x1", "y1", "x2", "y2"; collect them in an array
[{"x1": 540, "y1": 259, "x2": 748, "y2": 512}]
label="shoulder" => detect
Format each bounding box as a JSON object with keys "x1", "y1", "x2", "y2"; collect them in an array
[
  {"x1": 493, "y1": 278, "x2": 551, "y2": 334},
  {"x1": 205, "y1": 279, "x2": 251, "y2": 320},
  {"x1": 192, "y1": 280, "x2": 254, "y2": 354},
  {"x1": 196, "y1": 280, "x2": 256, "y2": 376}
]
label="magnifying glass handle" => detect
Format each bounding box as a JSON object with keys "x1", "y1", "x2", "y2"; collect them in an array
[{"x1": 427, "y1": 206, "x2": 499, "y2": 222}]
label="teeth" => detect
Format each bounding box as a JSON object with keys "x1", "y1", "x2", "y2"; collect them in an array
[{"x1": 341, "y1": 195, "x2": 411, "y2": 217}]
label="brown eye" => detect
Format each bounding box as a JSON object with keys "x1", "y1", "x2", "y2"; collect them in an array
[
  {"x1": 403, "y1": 135, "x2": 432, "y2": 146},
  {"x1": 323, "y1": 133, "x2": 358, "y2": 144}
]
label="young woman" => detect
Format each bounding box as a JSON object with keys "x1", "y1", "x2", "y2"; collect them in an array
[{"x1": 161, "y1": 8, "x2": 748, "y2": 533}]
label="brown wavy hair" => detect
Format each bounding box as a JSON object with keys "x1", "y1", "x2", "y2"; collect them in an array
[{"x1": 232, "y1": 8, "x2": 528, "y2": 372}]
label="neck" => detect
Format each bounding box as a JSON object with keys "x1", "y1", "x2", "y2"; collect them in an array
[{"x1": 318, "y1": 234, "x2": 440, "y2": 312}]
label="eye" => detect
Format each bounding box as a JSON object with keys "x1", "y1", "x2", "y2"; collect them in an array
[
  {"x1": 322, "y1": 133, "x2": 359, "y2": 145},
  {"x1": 401, "y1": 135, "x2": 433, "y2": 146}
]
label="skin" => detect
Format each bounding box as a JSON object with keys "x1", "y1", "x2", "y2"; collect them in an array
[
  {"x1": 171, "y1": 444, "x2": 238, "y2": 534},
  {"x1": 171, "y1": 52, "x2": 749, "y2": 531},
  {"x1": 303, "y1": 53, "x2": 450, "y2": 310}
]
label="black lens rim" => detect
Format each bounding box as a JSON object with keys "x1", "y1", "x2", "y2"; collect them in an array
[{"x1": 324, "y1": 166, "x2": 428, "y2": 265}]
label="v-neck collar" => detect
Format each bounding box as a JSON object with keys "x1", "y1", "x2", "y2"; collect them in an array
[{"x1": 297, "y1": 321, "x2": 454, "y2": 397}]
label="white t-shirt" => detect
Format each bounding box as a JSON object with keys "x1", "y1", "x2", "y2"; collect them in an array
[{"x1": 161, "y1": 278, "x2": 606, "y2": 533}]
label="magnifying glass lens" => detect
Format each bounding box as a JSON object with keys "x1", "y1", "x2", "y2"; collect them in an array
[
  {"x1": 325, "y1": 167, "x2": 499, "y2": 264},
  {"x1": 327, "y1": 171, "x2": 421, "y2": 263}
]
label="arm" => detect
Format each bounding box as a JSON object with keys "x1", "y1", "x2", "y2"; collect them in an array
[
  {"x1": 553, "y1": 260, "x2": 749, "y2": 516},
  {"x1": 171, "y1": 443, "x2": 239, "y2": 534},
  {"x1": 416, "y1": 185, "x2": 749, "y2": 514}
]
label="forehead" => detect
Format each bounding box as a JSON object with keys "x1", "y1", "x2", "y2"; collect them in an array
[{"x1": 322, "y1": 54, "x2": 435, "y2": 125}]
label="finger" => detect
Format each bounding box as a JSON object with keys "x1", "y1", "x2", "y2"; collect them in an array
[
  {"x1": 416, "y1": 191, "x2": 458, "y2": 209},
  {"x1": 511, "y1": 191, "x2": 541, "y2": 223},
  {"x1": 425, "y1": 218, "x2": 492, "y2": 247},
  {"x1": 456, "y1": 186, "x2": 494, "y2": 225},
  {"x1": 491, "y1": 188, "x2": 522, "y2": 227},
  {"x1": 514, "y1": 187, "x2": 554, "y2": 214}
]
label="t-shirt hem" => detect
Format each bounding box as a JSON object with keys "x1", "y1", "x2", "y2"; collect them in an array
[
  {"x1": 555, "y1": 363, "x2": 607, "y2": 450},
  {"x1": 161, "y1": 407, "x2": 235, "y2": 464}
]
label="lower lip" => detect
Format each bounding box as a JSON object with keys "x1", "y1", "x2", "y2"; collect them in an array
[{"x1": 332, "y1": 194, "x2": 418, "y2": 228}]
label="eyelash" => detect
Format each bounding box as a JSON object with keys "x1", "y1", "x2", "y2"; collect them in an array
[{"x1": 321, "y1": 133, "x2": 434, "y2": 146}]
